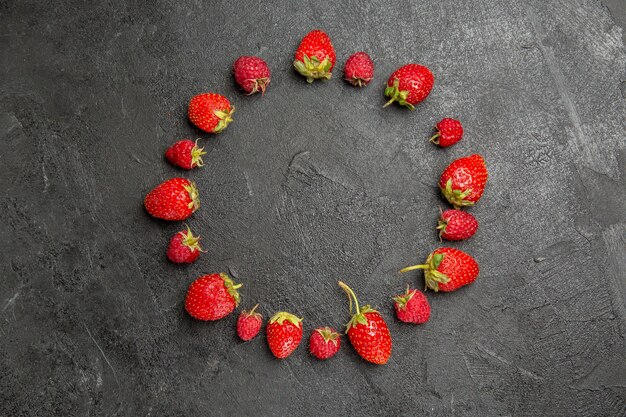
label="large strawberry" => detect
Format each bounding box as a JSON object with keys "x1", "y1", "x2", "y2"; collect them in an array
[
  {"x1": 144, "y1": 178, "x2": 199, "y2": 221},
  {"x1": 185, "y1": 273, "x2": 242, "y2": 321},
  {"x1": 400, "y1": 247, "x2": 479, "y2": 292},
  {"x1": 338, "y1": 281, "x2": 392, "y2": 365},
  {"x1": 266, "y1": 312, "x2": 303, "y2": 359},
  {"x1": 293, "y1": 29, "x2": 336, "y2": 83},
  {"x1": 383, "y1": 64, "x2": 434, "y2": 110},
  {"x1": 188, "y1": 93, "x2": 234, "y2": 133},
  {"x1": 439, "y1": 154, "x2": 488, "y2": 208}
]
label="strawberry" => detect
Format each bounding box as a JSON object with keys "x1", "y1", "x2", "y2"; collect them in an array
[
  {"x1": 439, "y1": 154, "x2": 488, "y2": 208},
  {"x1": 293, "y1": 29, "x2": 336, "y2": 83},
  {"x1": 338, "y1": 281, "x2": 392, "y2": 365},
  {"x1": 437, "y1": 209, "x2": 478, "y2": 241},
  {"x1": 309, "y1": 327, "x2": 341, "y2": 360},
  {"x1": 144, "y1": 178, "x2": 200, "y2": 221},
  {"x1": 344, "y1": 52, "x2": 374, "y2": 87},
  {"x1": 393, "y1": 286, "x2": 430, "y2": 324},
  {"x1": 233, "y1": 56, "x2": 271, "y2": 95},
  {"x1": 266, "y1": 312, "x2": 303, "y2": 359},
  {"x1": 185, "y1": 273, "x2": 242, "y2": 321},
  {"x1": 237, "y1": 304, "x2": 263, "y2": 341},
  {"x1": 383, "y1": 64, "x2": 434, "y2": 110},
  {"x1": 400, "y1": 247, "x2": 479, "y2": 292},
  {"x1": 188, "y1": 93, "x2": 234, "y2": 133},
  {"x1": 166, "y1": 225, "x2": 203, "y2": 263},
  {"x1": 165, "y1": 139, "x2": 206, "y2": 170},
  {"x1": 431, "y1": 118, "x2": 463, "y2": 147}
]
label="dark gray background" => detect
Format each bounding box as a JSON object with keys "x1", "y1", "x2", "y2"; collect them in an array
[{"x1": 1, "y1": 0, "x2": 625, "y2": 416}]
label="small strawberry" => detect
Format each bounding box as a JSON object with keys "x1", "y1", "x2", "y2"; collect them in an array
[
  {"x1": 237, "y1": 304, "x2": 263, "y2": 342},
  {"x1": 344, "y1": 52, "x2": 374, "y2": 87},
  {"x1": 309, "y1": 327, "x2": 341, "y2": 360},
  {"x1": 188, "y1": 93, "x2": 234, "y2": 133},
  {"x1": 266, "y1": 312, "x2": 303, "y2": 359},
  {"x1": 293, "y1": 29, "x2": 336, "y2": 83},
  {"x1": 166, "y1": 225, "x2": 203, "y2": 263},
  {"x1": 185, "y1": 273, "x2": 242, "y2": 321},
  {"x1": 437, "y1": 209, "x2": 478, "y2": 241},
  {"x1": 400, "y1": 247, "x2": 479, "y2": 292},
  {"x1": 144, "y1": 178, "x2": 200, "y2": 221},
  {"x1": 393, "y1": 286, "x2": 430, "y2": 324},
  {"x1": 431, "y1": 118, "x2": 463, "y2": 147},
  {"x1": 338, "y1": 281, "x2": 392, "y2": 365},
  {"x1": 233, "y1": 56, "x2": 271, "y2": 95},
  {"x1": 439, "y1": 154, "x2": 488, "y2": 208},
  {"x1": 165, "y1": 139, "x2": 206, "y2": 170},
  {"x1": 383, "y1": 64, "x2": 434, "y2": 110}
]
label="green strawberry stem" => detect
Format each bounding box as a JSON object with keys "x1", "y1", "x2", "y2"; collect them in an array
[
  {"x1": 338, "y1": 281, "x2": 360, "y2": 315},
  {"x1": 383, "y1": 78, "x2": 415, "y2": 110},
  {"x1": 338, "y1": 281, "x2": 379, "y2": 332},
  {"x1": 400, "y1": 253, "x2": 450, "y2": 292},
  {"x1": 399, "y1": 264, "x2": 430, "y2": 273},
  {"x1": 247, "y1": 303, "x2": 259, "y2": 315},
  {"x1": 429, "y1": 133, "x2": 441, "y2": 143}
]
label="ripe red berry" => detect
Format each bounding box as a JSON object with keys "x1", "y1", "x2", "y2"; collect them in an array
[
  {"x1": 293, "y1": 30, "x2": 336, "y2": 83},
  {"x1": 344, "y1": 52, "x2": 374, "y2": 87},
  {"x1": 266, "y1": 312, "x2": 303, "y2": 359},
  {"x1": 401, "y1": 248, "x2": 479, "y2": 292},
  {"x1": 233, "y1": 56, "x2": 271, "y2": 95},
  {"x1": 439, "y1": 154, "x2": 488, "y2": 208},
  {"x1": 188, "y1": 93, "x2": 234, "y2": 133},
  {"x1": 144, "y1": 178, "x2": 200, "y2": 221},
  {"x1": 437, "y1": 209, "x2": 478, "y2": 241},
  {"x1": 309, "y1": 327, "x2": 341, "y2": 360},
  {"x1": 393, "y1": 286, "x2": 430, "y2": 324},
  {"x1": 431, "y1": 118, "x2": 463, "y2": 147},
  {"x1": 165, "y1": 139, "x2": 206, "y2": 170},
  {"x1": 166, "y1": 226, "x2": 203, "y2": 263},
  {"x1": 237, "y1": 304, "x2": 263, "y2": 342},
  {"x1": 384, "y1": 64, "x2": 434, "y2": 110},
  {"x1": 185, "y1": 273, "x2": 242, "y2": 321}
]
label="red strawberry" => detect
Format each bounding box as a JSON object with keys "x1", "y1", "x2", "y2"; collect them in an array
[
  {"x1": 266, "y1": 312, "x2": 303, "y2": 359},
  {"x1": 165, "y1": 139, "x2": 206, "y2": 170},
  {"x1": 237, "y1": 304, "x2": 263, "y2": 342},
  {"x1": 309, "y1": 327, "x2": 341, "y2": 360},
  {"x1": 431, "y1": 118, "x2": 463, "y2": 147},
  {"x1": 166, "y1": 226, "x2": 203, "y2": 264},
  {"x1": 439, "y1": 154, "x2": 488, "y2": 208},
  {"x1": 338, "y1": 281, "x2": 392, "y2": 365},
  {"x1": 144, "y1": 178, "x2": 200, "y2": 221},
  {"x1": 393, "y1": 286, "x2": 430, "y2": 324},
  {"x1": 293, "y1": 30, "x2": 336, "y2": 83},
  {"x1": 344, "y1": 52, "x2": 374, "y2": 87},
  {"x1": 383, "y1": 64, "x2": 434, "y2": 110},
  {"x1": 185, "y1": 273, "x2": 242, "y2": 321},
  {"x1": 188, "y1": 93, "x2": 234, "y2": 133},
  {"x1": 233, "y1": 56, "x2": 271, "y2": 95},
  {"x1": 400, "y1": 248, "x2": 479, "y2": 292},
  {"x1": 437, "y1": 209, "x2": 478, "y2": 241}
]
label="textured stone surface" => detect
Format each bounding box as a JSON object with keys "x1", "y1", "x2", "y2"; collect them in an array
[{"x1": 1, "y1": 0, "x2": 625, "y2": 416}]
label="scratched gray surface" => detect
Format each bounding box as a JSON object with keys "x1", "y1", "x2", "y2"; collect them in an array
[{"x1": 1, "y1": 0, "x2": 625, "y2": 416}]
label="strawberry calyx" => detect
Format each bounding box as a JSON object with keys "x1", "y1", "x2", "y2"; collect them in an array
[
  {"x1": 294, "y1": 54, "x2": 333, "y2": 83},
  {"x1": 179, "y1": 225, "x2": 203, "y2": 252},
  {"x1": 191, "y1": 139, "x2": 207, "y2": 167},
  {"x1": 436, "y1": 214, "x2": 448, "y2": 240},
  {"x1": 316, "y1": 327, "x2": 340, "y2": 345},
  {"x1": 219, "y1": 272, "x2": 242, "y2": 306},
  {"x1": 400, "y1": 252, "x2": 450, "y2": 292},
  {"x1": 338, "y1": 281, "x2": 378, "y2": 332},
  {"x1": 183, "y1": 181, "x2": 200, "y2": 212},
  {"x1": 269, "y1": 311, "x2": 303, "y2": 327},
  {"x1": 383, "y1": 78, "x2": 414, "y2": 110},
  {"x1": 247, "y1": 77, "x2": 270, "y2": 95},
  {"x1": 392, "y1": 285, "x2": 417, "y2": 309},
  {"x1": 213, "y1": 106, "x2": 235, "y2": 133},
  {"x1": 440, "y1": 178, "x2": 473, "y2": 209}
]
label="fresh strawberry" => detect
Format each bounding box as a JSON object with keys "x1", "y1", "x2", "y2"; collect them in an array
[
  {"x1": 144, "y1": 178, "x2": 200, "y2": 221},
  {"x1": 309, "y1": 327, "x2": 341, "y2": 360},
  {"x1": 188, "y1": 93, "x2": 234, "y2": 133},
  {"x1": 393, "y1": 286, "x2": 430, "y2": 324},
  {"x1": 293, "y1": 30, "x2": 336, "y2": 83},
  {"x1": 400, "y1": 248, "x2": 479, "y2": 292},
  {"x1": 338, "y1": 281, "x2": 392, "y2": 365},
  {"x1": 233, "y1": 56, "x2": 271, "y2": 95},
  {"x1": 166, "y1": 225, "x2": 203, "y2": 263},
  {"x1": 266, "y1": 312, "x2": 303, "y2": 359},
  {"x1": 431, "y1": 118, "x2": 463, "y2": 147},
  {"x1": 165, "y1": 139, "x2": 206, "y2": 170},
  {"x1": 344, "y1": 52, "x2": 374, "y2": 87},
  {"x1": 439, "y1": 154, "x2": 488, "y2": 208},
  {"x1": 237, "y1": 304, "x2": 263, "y2": 341},
  {"x1": 437, "y1": 209, "x2": 478, "y2": 241},
  {"x1": 383, "y1": 64, "x2": 434, "y2": 110},
  {"x1": 185, "y1": 273, "x2": 242, "y2": 321}
]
